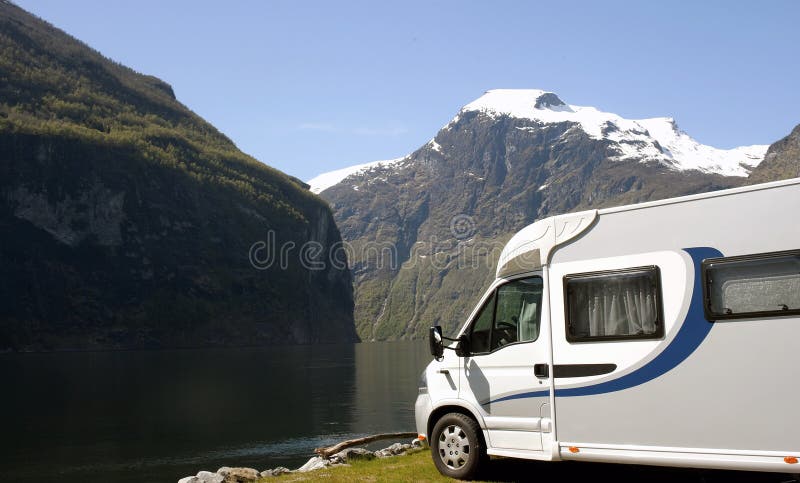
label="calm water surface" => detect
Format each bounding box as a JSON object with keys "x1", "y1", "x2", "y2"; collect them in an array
[{"x1": 0, "y1": 340, "x2": 431, "y2": 482}]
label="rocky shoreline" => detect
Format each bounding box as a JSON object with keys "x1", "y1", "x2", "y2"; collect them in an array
[{"x1": 177, "y1": 438, "x2": 425, "y2": 483}]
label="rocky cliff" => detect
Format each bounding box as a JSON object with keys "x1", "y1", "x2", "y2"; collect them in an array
[
  {"x1": 748, "y1": 123, "x2": 800, "y2": 183},
  {"x1": 313, "y1": 90, "x2": 791, "y2": 340}
]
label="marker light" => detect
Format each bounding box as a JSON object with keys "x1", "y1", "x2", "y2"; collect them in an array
[
  {"x1": 785, "y1": 456, "x2": 798, "y2": 464},
  {"x1": 568, "y1": 446, "x2": 580, "y2": 453}
]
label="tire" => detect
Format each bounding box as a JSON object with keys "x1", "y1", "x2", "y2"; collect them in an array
[{"x1": 430, "y1": 412, "x2": 486, "y2": 480}]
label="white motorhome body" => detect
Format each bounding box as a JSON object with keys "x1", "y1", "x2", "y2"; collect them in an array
[{"x1": 416, "y1": 177, "x2": 800, "y2": 479}]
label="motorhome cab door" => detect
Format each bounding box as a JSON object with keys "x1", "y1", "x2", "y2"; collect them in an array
[{"x1": 458, "y1": 274, "x2": 552, "y2": 455}]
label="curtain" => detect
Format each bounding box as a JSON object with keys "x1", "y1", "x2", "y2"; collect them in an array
[
  {"x1": 518, "y1": 298, "x2": 539, "y2": 341},
  {"x1": 572, "y1": 274, "x2": 657, "y2": 338}
]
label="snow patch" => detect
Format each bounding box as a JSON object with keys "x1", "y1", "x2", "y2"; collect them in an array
[
  {"x1": 307, "y1": 157, "x2": 405, "y2": 194},
  {"x1": 427, "y1": 139, "x2": 443, "y2": 153}
]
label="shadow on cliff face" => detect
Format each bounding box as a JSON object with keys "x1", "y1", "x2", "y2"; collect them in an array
[{"x1": 482, "y1": 458, "x2": 795, "y2": 482}]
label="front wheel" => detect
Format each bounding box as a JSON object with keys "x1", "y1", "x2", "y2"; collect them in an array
[{"x1": 431, "y1": 412, "x2": 486, "y2": 479}]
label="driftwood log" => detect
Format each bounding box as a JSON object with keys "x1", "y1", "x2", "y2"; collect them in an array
[{"x1": 315, "y1": 432, "x2": 419, "y2": 458}]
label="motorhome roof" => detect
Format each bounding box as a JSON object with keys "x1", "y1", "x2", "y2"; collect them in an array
[{"x1": 495, "y1": 177, "x2": 800, "y2": 279}]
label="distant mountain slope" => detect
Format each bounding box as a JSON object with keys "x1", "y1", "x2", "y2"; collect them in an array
[
  {"x1": 308, "y1": 157, "x2": 405, "y2": 194},
  {"x1": 748, "y1": 123, "x2": 800, "y2": 183},
  {"x1": 313, "y1": 89, "x2": 782, "y2": 341},
  {"x1": 0, "y1": 1, "x2": 356, "y2": 350}
]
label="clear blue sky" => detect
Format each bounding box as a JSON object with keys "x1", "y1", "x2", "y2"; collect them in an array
[{"x1": 14, "y1": 0, "x2": 800, "y2": 181}]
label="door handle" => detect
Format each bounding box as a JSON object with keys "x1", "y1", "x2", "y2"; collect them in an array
[{"x1": 534, "y1": 363, "x2": 549, "y2": 378}]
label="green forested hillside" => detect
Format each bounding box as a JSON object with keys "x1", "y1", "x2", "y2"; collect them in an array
[{"x1": 0, "y1": 1, "x2": 356, "y2": 350}]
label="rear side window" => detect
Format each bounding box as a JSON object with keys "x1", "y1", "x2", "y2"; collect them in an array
[
  {"x1": 564, "y1": 266, "x2": 663, "y2": 342},
  {"x1": 703, "y1": 250, "x2": 800, "y2": 320}
]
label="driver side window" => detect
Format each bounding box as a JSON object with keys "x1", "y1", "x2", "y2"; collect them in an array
[
  {"x1": 468, "y1": 276, "x2": 543, "y2": 354},
  {"x1": 469, "y1": 293, "x2": 494, "y2": 354}
]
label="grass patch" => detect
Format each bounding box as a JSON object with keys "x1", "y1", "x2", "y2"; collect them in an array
[
  {"x1": 264, "y1": 449, "x2": 457, "y2": 482},
  {"x1": 258, "y1": 448, "x2": 786, "y2": 483}
]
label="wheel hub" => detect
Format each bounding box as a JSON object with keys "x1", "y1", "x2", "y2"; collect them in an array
[{"x1": 437, "y1": 424, "x2": 471, "y2": 470}]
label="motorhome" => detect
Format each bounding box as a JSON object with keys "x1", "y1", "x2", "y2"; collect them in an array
[{"x1": 417, "y1": 177, "x2": 800, "y2": 479}]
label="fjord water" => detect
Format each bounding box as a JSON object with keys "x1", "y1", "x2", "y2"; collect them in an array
[{"x1": 0, "y1": 340, "x2": 431, "y2": 482}]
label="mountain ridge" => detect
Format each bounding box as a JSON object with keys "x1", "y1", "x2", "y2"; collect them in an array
[
  {"x1": 310, "y1": 89, "x2": 767, "y2": 192},
  {"x1": 312, "y1": 89, "x2": 793, "y2": 341}
]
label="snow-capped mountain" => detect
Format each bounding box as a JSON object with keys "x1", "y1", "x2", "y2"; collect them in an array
[
  {"x1": 459, "y1": 89, "x2": 766, "y2": 176},
  {"x1": 310, "y1": 89, "x2": 766, "y2": 192},
  {"x1": 310, "y1": 89, "x2": 784, "y2": 342}
]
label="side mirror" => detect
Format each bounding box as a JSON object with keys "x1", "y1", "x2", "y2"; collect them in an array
[
  {"x1": 455, "y1": 334, "x2": 471, "y2": 357},
  {"x1": 429, "y1": 326, "x2": 444, "y2": 359}
]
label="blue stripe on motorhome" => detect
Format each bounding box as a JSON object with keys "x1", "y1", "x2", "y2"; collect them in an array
[{"x1": 488, "y1": 247, "x2": 722, "y2": 405}]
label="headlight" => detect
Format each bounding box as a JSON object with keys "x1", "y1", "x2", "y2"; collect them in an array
[{"x1": 418, "y1": 370, "x2": 428, "y2": 394}]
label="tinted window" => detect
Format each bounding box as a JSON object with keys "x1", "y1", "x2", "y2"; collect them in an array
[
  {"x1": 703, "y1": 250, "x2": 800, "y2": 320},
  {"x1": 493, "y1": 278, "x2": 543, "y2": 349},
  {"x1": 565, "y1": 266, "x2": 663, "y2": 342},
  {"x1": 468, "y1": 277, "x2": 543, "y2": 354},
  {"x1": 469, "y1": 293, "x2": 495, "y2": 354}
]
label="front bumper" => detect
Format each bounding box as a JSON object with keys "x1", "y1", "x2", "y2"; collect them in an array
[{"x1": 414, "y1": 392, "x2": 433, "y2": 439}]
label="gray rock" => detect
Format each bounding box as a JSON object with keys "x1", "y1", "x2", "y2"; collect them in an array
[
  {"x1": 216, "y1": 466, "x2": 259, "y2": 482},
  {"x1": 374, "y1": 442, "x2": 412, "y2": 458},
  {"x1": 534, "y1": 92, "x2": 566, "y2": 109},
  {"x1": 177, "y1": 471, "x2": 224, "y2": 483},
  {"x1": 258, "y1": 466, "x2": 293, "y2": 477},
  {"x1": 332, "y1": 447, "x2": 376, "y2": 463},
  {"x1": 297, "y1": 456, "x2": 330, "y2": 472},
  {"x1": 195, "y1": 471, "x2": 224, "y2": 483}
]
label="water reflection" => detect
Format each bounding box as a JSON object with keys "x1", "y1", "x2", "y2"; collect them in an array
[
  {"x1": 0, "y1": 340, "x2": 431, "y2": 482},
  {"x1": 353, "y1": 339, "x2": 430, "y2": 434}
]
